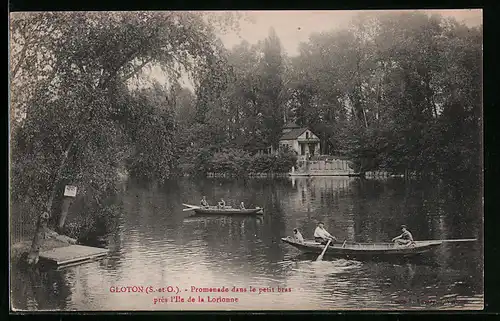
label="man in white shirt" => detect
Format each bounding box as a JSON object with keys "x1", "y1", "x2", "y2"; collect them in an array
[{"x1": 314, "y1": 222, "x2": 337, "y2": 244}]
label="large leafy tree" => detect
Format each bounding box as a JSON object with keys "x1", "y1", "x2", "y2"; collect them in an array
[{"x1": 9, "y1": 11, "x2": 239, "y2": 264}]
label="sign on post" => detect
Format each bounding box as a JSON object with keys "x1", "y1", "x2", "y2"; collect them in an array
[{"x1": 64, "y1": 185, "x2": 78, "y2": 197}]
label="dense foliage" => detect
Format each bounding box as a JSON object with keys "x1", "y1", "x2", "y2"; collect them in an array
[
  {"x1": 205, "y1": 149, "x2": 297, "y2": 176},
  {"x1": 9, "y1": 11, "x2": 240, "y2": 235},
  {"x1": 184, "y1": 12, "x2": 481, "y2": 180}
]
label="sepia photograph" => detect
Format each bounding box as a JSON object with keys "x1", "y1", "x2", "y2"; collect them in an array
[{"x1": 9, "y1": 9, "x2": 483, "y2": 311}]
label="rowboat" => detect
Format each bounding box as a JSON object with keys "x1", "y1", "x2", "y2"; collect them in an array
[
  {"x1": 281, "y1": 237, "x2": 477, "y2": 258},
  {"x1": 182, "y1": 203, "x2": 263, "y2": 215},
  {"x1": 183, "y1": 214, "x2": 264, "y2": 223}
]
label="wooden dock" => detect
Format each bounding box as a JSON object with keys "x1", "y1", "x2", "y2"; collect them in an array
[{"x1": 39, "y1": 245, "x2": 109, "y2": 266}]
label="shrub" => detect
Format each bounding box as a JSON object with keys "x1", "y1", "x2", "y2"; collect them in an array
[{"x1": 204, "y1": 149, "x2": 297, "y2": 176}]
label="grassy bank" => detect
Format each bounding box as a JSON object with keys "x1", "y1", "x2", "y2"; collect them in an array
[
  {"x1": 11, "y1": 240, "x2": 66, "y2": 262},
  {"x1": 10, "y1": 230, "x2": 77, "y2": 262}
]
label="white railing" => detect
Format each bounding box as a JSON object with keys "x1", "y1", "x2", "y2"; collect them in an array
[{"x1": 295, "y1": 156, "x2": 354, "y2": 172}]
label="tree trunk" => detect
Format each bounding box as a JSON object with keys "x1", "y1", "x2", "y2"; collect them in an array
[
  {"x1": 11, "y1": 41, "x2": 30, "y2": 80},
  {"x1": 25, "y1": 212, "x2": 49, "y2": 265},
  {"x1": 45, "y1": 143, "x2": 74, "y2": 215},
  {"x1": 26, "y1": 139, "x2": 76, "y2": 265}
]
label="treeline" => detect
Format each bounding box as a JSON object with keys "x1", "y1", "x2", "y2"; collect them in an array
[
  {"x1": 9, "y1": 12, "x2": 482, "y2": 239},
  {"x1": 180, "y1": 12, "x2": 482, "y2": 180}
]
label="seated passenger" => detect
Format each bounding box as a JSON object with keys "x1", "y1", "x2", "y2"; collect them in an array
[
  {"x1": 293, "y1": 228, "x2": 304, "y2": 243},
  {"x1": 392, "y1": 225, "x2": 415, "y2": 246},
  {"x1": 200, "y1": 196, "x2": 209, "y2": 208}
]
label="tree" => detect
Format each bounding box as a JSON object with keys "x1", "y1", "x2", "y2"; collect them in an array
[{"x1": 259, "y1": 27, "x2": 286, "y2": 150}]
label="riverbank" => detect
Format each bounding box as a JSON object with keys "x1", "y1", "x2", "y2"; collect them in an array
[
  {"x1": 10, "y1": 229, "x2": 77, "y2": 262},
  {"x1": 206, "y1": 172, "x2": 290, "y2": 178}
]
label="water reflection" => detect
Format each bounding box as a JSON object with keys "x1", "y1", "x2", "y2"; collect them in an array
[
  {"x1": 10, "y1": 176, "x2": 483, "y2": 310},
  {"x1": 11, "y1": 263, "x2": 72, "y2": 310}
]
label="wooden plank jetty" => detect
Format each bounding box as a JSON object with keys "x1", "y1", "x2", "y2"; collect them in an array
[{"x1": 39, "y1": 244, "x2": 109, "y2": 266}]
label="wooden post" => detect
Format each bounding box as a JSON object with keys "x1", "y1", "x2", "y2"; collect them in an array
[
  {"x1": 58, "y1": 197, "x2": 73, "y2": 232},
  {"x1": 57, "y1": 185, "x2": 77, "y2": 234}
]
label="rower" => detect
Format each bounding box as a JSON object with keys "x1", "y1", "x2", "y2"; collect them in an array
[
  {"x1": 218, "y1": 198, "x2": 226, "y2": 209},
  {"x1": 200, "y1": 196, "x2": 209, "y2": 208},
  {"x1": 239, "y1": 202, "x2": 245, "y2": 210},
  {"x1": 392, "y1": 225, "x2": 415, "y2": 246},
  {"x1": 314, "y1": 222, "x2": 337, "y2": 245},
  {"x1": 293, "y1": 228, "x2": 304, "y2": 244}
]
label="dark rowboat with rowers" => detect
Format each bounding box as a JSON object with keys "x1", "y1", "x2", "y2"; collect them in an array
[
  {"x1": 182, "y1": 203, "x2": 263, "y2": 215},
  {"x1": 281, "y1": 236, "x2": 477, "y2": 258}
]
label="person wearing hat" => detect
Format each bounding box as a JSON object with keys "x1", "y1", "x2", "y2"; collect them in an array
[
  {"x1": 200, "y1": 196, "x2": 209, "y2": 208},
  {"x1": 293, "y1": 228, "x2": 304, "y2": 243},
  {"x1": 392, "y1": 225, "x2": 415, "y2": 246},
  {"x1": 314, "y1": 222, "x2": 337, "y2": 245}
]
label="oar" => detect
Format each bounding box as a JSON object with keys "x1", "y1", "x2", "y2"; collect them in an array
[
  {"x1": 316, "y1": 239, "x2": 332, "y2": 261},
  {"x1": 419, "y1": 238, "x2": 478, "y2": 245},
  {"x1": 435, "y1": 238, "x2": 477, "y2": 243}
]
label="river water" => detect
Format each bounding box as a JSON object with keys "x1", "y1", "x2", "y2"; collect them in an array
[{"x1": 10, "y1": 176, "x2": 483, "y2": 311}]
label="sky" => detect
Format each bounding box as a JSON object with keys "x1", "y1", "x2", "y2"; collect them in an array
[
  {"x1": 152, "y1": 9, "x2": 482, "y2": 89},
  {"x1": 218, "y1": 10, "x2": 482, "y2": 56}
]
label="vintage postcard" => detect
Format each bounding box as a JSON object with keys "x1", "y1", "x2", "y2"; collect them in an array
[{"x1": 9, "y1": 9, "x2": 483, "y2": 311}]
